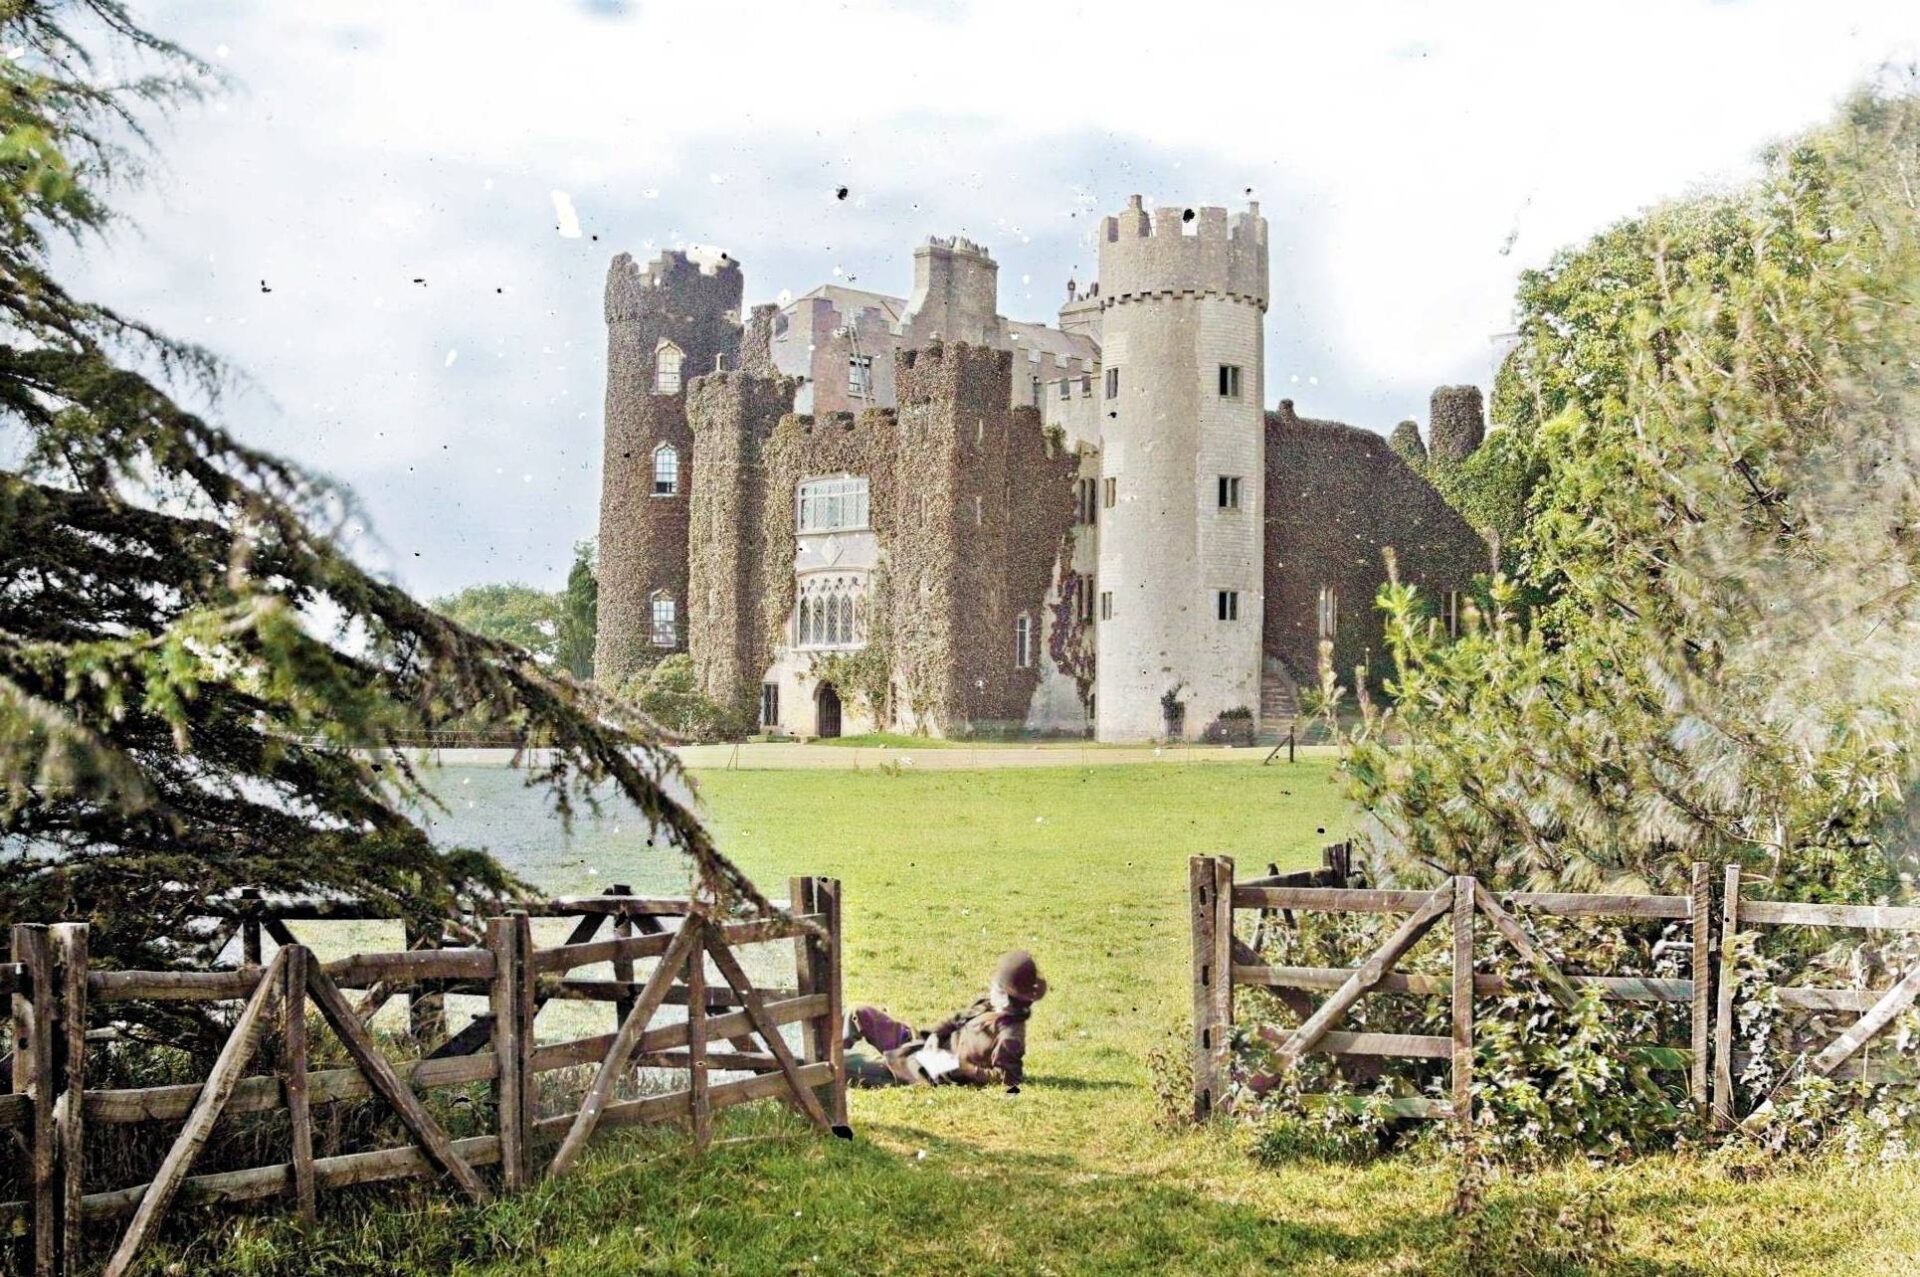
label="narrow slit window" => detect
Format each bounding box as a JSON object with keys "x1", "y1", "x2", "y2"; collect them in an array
[
  {"x1": 1014, "y1": 614, "x2": 1032, "y2": 669},
  {"x1": 1103, "y1": 477, "x2": 1117, "y2": 509},
  {"x1": 1218, "y1": 364, "x2": 1242, "y2": 398},
  {"x1": 1216, "y1": 475, "x2": 1241, "y2": 510},
  {"x1": 1104, "y1": 367, "x2": 1120, "y2": 399},
  {"x1": 1216, "y1": 590, "x2": 1239, "y2": 621},
  {"x1": 1099, "y1": 590, "x2": 1114, "y2": 621}
]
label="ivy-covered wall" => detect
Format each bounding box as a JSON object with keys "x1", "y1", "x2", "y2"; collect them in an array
[
  {"x1": 1263, "y1": 400, "x2": 1488, "y2": 684},
  {"x1": 684, "y1": 340, "x2": 1074, "y2": 735}
]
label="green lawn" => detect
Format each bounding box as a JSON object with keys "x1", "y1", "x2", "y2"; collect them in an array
[{"x1": 159, "y1": 762, "x2": 1920, "y2": 1275}]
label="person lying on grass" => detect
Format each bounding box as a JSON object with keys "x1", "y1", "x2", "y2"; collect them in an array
[{"x1": 842, "y1": 950, "x2": 1047, "y2": 1092}]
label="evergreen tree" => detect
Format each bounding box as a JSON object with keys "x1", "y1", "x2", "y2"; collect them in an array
[
  {"x1": 558, "y1": 539, "x2": 598, "y2": 681},
  {"x1": 0, "y1": 1, "x2": 769, "y2": 1042}
]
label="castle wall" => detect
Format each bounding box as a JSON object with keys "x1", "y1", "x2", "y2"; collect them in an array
[
  {"x1": 594, "y1": 250, "x2": 743, "y2": 684},
  {"x1": 1263, "y1": 401, "x2": 1488, "y2": 685}
]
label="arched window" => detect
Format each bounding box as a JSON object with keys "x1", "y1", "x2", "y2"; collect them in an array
[
  {"x1": 840, "y1": 594, "x2": 855, "y2": 644},
  {"x1": 654, "y1": 340, "x2": 684, "y2": 394},
  {"x1": 797, "y1": 597, "x2": 811, "y2": 646},
  {"x1": 652, "y1": 443, "x2": 679, "y2": 496},
  {"x1": 824, "y1": 591, "x2": 841, "y2": 645}
]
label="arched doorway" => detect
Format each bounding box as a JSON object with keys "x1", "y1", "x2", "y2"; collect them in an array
[{"x1": 815, "y1": 683, "x2": 842, "y2": 739}]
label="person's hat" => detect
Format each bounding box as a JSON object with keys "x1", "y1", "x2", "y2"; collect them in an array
[{"x1": 993, "y1": 950, "x2": 1047, "y2": 1003}]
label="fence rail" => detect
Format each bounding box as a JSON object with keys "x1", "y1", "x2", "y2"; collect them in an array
[
  {"x1": 1192, "y1": 850, "x2": 1920, "y2": 1133},
  {"x1": 3, "y1": 879, "x2": 846, "y2": 1277}
]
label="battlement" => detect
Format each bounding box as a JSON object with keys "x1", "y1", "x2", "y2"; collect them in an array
[
  {"x1": 1096, "y1": 194, "x2": 1268, "y2": 307},
  {"x1": 919, "y1": 234, "x2": 995, "y2": 263},
  {"x1": 606, "y1": 248, "x2": 744, "y2": 323}
]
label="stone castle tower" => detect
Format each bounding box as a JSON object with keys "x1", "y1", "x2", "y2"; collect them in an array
[
  {"x1": 594, "y1": 250, "x2": 743, "y2": 683},
  {"x1": 1092, "y1": 197, "x2": 1269, "y2": 740}
]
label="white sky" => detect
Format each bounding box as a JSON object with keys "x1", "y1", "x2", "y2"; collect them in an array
[{"x1": 58, "y1": 0, "x2": 1920, "y2": 598}]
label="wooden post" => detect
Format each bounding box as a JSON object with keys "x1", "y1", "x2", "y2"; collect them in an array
[
  {"x1": 240, "y1": 888, "x2": 263, "y2": 969},
  {"x1": 1188, "y1": 855, "x2": 1234, "y2": 1121},
  {"x1": 486, "y1": 915, "x2": 532, "y2": 1191},
  {"x1": 817, "y1": 877, "x2": 847, "y2": 1128},
  {"x1": 788, "y1": 877, "x2": 821, "y2": 1067},
  {"x1": 1450, "y1": 876, "x2": 1473, "y2": 1135},
  {"x1": 686, "y1": 922, "x2": 711, "y2": 1151},
  {"x1": 51, "y1": 923, "x2": 87, "y2": 1275},
  {"x1": 1689, "y1": 862, "x2": 1711, "y2": 1106},
  {"x1": 13, "y1": 924, "x2": 56, "y2": 1277},
  {"x1": 406, "y1": 918, "x2": 446, "y2": 1047},
  {"x1": 283, "y1": 944, "x2": 317, "y2": 1226},
  {"x1": 610, "y1": 884, "x2": 636, "y2": 1030},
  {"x1": 1712, "y1": 864, "x2": 1741, "y2": 1129}
]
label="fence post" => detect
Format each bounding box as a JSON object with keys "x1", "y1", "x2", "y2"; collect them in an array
[
  {"x1": 817, "y1": 877, "x2": 846, "y2": 1127},
  {"x1": 609, "y1": 885, "x2": 636, "y2": 1029},
  {"x1": 12, "y1": 924, "x2": 57, "y2": 1277},
  {"x1": 1450, "y1": 876, "x2": 1473, "y2": 1136},
  {"x1": 406, "y1": 918, "x2": 446, "y2": 1047},
  {"x1": 50, "y1": 924, "x2": 86, "y2": 1276},
  {"x1": 487, "y1": 914, "x2": 533, "y2": 1190},
  {"x1": 1689, "y1": 863, "x2": 1711, "y2": 1107},
  {"x1": 239, "y1": 888, "x2": 263, "y2": 969},
  {"x1": 283, "y1": 944, "x2": 317, "y2": 1227},
  {"x1": 1712, "y1": 864, "x2": 1742, "y2": 1129},
  {"x1": 1189, "y1": 855, "x2": 1234, "y2": 1121}
]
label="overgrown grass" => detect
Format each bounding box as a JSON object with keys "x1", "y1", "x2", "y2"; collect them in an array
[{"x1": 142, "y1": 762, "x2": 1920, "y2": 1275}]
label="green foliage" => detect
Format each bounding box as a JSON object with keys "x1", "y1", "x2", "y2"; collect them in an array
[
  {"x1": 431, "y1": 582, "x2": 562, "y2": 658},
  {"x1": 617, "y1": 654, "x2": 746, "y2": 743},
  {"x1": 1424, "y1": 426, "x2": 1543, "y2": 565},
  {"x1": 558, "y1": 539, "x2": 597, "y2": 680},
  {"x1": 1342, "y1": 80, "x2": 1920, "y2": 901},
  {"x1": 0, "y1": 1, "x2": 771, "y2": 1047}
]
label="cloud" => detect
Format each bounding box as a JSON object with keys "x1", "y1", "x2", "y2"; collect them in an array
[{"x1": 50, "y1": 0, "x2": 1920, "y2": 598}]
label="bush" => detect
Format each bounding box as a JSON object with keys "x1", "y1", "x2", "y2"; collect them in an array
[{"x1": 616, "y1": 655, "x2": 748, "y2": 742}]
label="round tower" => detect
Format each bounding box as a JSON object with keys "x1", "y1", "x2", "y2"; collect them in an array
[
  {"x1": 1092, "y1": 196, "x2": 1269, "y2": 742},
  {"x1": 594, "y1": 250, "x2": 743, "y2": 684}
]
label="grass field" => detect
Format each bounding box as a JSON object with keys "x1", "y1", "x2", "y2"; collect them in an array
[{"x1": 162, "y1": 761, "x2": 1920, "y2": 1276}]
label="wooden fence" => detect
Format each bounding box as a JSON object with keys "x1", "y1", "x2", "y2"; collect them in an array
[
  {"x1": 2, "y1": 879, "x2": 846, "y2": 1277},
  {"x1": 1191, "y1": 852, "x2": 1920, "y2": 1132}
]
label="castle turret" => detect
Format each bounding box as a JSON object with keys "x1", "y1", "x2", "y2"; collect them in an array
[
  {"x1": 902, "y1": 236, "x2": 1001, "y2": 347},
  {"x1": 1092, "y1": 196, "x2": 1269, "y2": 742},
  {"x1": 594, "y1": 249, "x2": 744, "y2": 683}
]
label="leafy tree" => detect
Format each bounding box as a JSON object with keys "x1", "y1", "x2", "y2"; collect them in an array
[
  {"x1": 1343, "y1": 80, "x2": 1920, "y2": 900},
  {"x1": 557, "y1": 539, "x2": 597, "y2": 680},
  {"x1": 432, "y1": 582, "x2": 563, "y2": 661},
  {"x1": 619, "y1": 655, "x2": 745, "y2": 743},
  {"x1": 0, "y1": 1, "x2": 770, "y2": 1044}
]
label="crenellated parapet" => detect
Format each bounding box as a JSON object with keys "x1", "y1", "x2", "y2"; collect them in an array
[
  {"x1": 605, "y1": 249, "x2": 744, "y2": 327},
  {"x1": 1097, "y1": 195, "x2": 1268, "y2": 309}
]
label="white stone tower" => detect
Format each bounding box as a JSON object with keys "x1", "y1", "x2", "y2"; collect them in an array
[{"x1": 1093, "y1": 196, "x2": 1269, "y2": 742}]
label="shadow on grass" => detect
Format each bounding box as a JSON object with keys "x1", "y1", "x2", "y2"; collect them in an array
[{"x1": 114, "y1": 1107, "x2": 1896, "y2": 1277}]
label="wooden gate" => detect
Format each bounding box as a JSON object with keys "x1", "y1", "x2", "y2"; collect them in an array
[
  {"x1": 1193, "y1": 855, "x2": 1714, "y2": 1127},
  {"x1": 2, "y1": 878, "x2": 846, "y2": 1276}
]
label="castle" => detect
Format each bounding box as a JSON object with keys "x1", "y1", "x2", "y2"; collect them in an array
[{"x1": 594, "y1": 196, "x2": 1488, "y2": 743}]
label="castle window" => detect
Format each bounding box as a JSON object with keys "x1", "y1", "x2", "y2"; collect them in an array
[
  {"x1": 1076, "y1": 574, "x2": 1095, "y2": 623},
  {"x1": 1014, "y1": 614, "x2": 1032, "y2": 669},
  {"x1": 848, "y1": 354, "x2": 874, "y2": 396},
  {"x1": 1444, "y1": 589, "x2": 1466, "y2": 638},
  {"x1": 1104, "y1": 367, "x2": 1120, "y2": 399},
  {"x1": 1216, "y1": 590, "x2": 1240, "y2": 621},
  {"x1": 1058, "y1": 377, "x2": 1071, "y2": 401},
  {"x1": 1099, "y1": 590, "x2": 1113, "y2": 621},
  {"x1": 1076, "y1": 477, "x2": 1097, "y2": 525},
  {"x1": 650, "y1": 593, "x2": 677, "y2": 647},
  {"x1": 1218, "y1": 364, "x2": 1242, "y2": 399},
  {"x1": 760, "y1": 682, "x2": 780, "y2": 728},
  {"x1": 1318, "y1": 585, "x2": 1339, "y2": 641},
  {"x1": 1217, "y1": 475, "x2": 1242, "y2": 510},
  {"x1": 1102, "y1": 476, "x2": 1117, "y2": 509},
  {"x1": 796, "y1": 577, "x2": 866, "y2": 650},
  {"x1": 797, "y1": 476, "x2": 870, "y2": 532},
  {"x1": 1080, "y1": 373, "x2": 1092, "y2": 397},
  {"x1": 653, "y1": 443, "x2": 680, "y2": 496},
  {"x1": 655, "y1": 341, "x2": 684, "y2": 394},
  {"x1": 1031, "y1": 377, "x2": 1042, "y2": 408}
]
